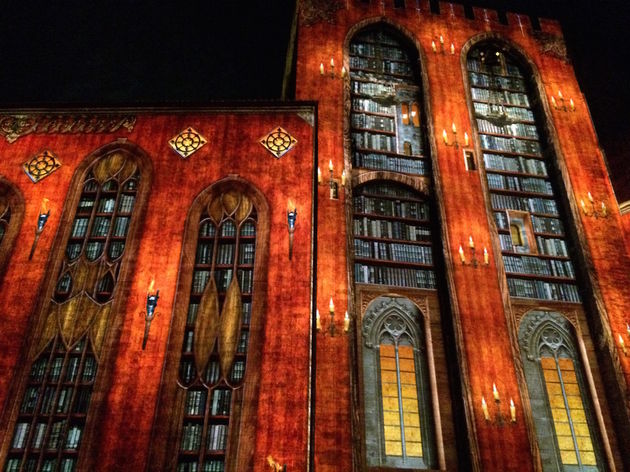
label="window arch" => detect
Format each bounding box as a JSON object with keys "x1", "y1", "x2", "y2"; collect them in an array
[
  {"x1": 518, "y1": 310, "x2": 605, "y2": 470},
  {"x1": 149, "y1": 177, "x2": 269, "y2": 472},
  {"x1": 362, "y1": 297, "x2": 435, "y2": 469},
  {"x1": 0, "y1": 178, "x2": 24, "y2": 280},
  {"x1": 465, "y1": 42, "x2": 579, "y2": 302},
  {"x1": 2, "y1": 143, "x2": 151, "y2": 472}
]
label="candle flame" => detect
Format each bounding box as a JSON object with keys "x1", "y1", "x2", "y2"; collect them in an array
[
  {"x1": 329, "y1": 297, "x2": 335, "y2": 312},
  {"x1": 469, "y1": 235, "x2": 474, "y2": 248},
  {"x1": 450, "y1": 43, "x2": 455, "y2": 54},
  {"x1": 452, "y1": 122, "x2": 457, "y2": 133},
  {"x1": 464, "y1": 132, "x2": 469, "y2": 146},
  {"x1": 328, "y1": 159, "x2": 333, "y2": 172},
  {"x1": 148, "y1": 278, "x2": 155, "y2": 294},
  {"x1": 330, "y1": 57, "x2": 334, "y2": 67},
  {"x1": 288, "y1": 199, "x2": 295, "y2": 212},
  {"x1": 40, "y1": 198, "x2": 49, "y2": 214}
]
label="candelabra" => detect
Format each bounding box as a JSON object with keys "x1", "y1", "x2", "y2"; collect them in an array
[
  {"x1": 319, "y1": 57, "x2": 346, "y2": 80},
  {"x1": 550, "y1": 90, "x2": 575, "y2": 112},
  {"x1": 431, "y1": 35, "x2": 455, "y2": 55},
  {"x1": 457, "y1": 236, "x2": 489, "y2": 268},
  {"x1": 442, "y1": 122, "x2": 469, "y2": 149},
  {"x1": 481, "y1": 384, "x2": 516, "y2": 427},
  {"x1": 318, "y1": 160, "x2": 345, "y2": 200},
  {"x1": 580, "y1": 192, "x2": 608, "y2": 219},
  {"x1": 316, "y1": 299, "x2": 349, "y2": 337},
  {"x1": 29, "y1": 198, "x2": 50, "y2": 260},
  {"x1": 141, "y1": 280, "x2": 159, "y2": 350}
]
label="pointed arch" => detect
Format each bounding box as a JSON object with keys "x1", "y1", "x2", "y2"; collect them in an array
[
  {"x1": 1, "y1": 141, "x2": 152, "y2": 471},
  {"x1": 149, "y1": 176, "x2": 270, "y2": 472},
  {"x1": 0, "y1": 177, "x2": 25, "y2": 282}
]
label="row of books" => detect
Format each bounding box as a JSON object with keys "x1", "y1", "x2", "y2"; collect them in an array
[
  {"x1": 352, "y1": 98, "x2": 395, "y2": 115},
  {"x1": 351, "y1": 81, "x2": 396, "y2": 97},
  {"x1": 350, "y1": 57, "x2": 413, "y2": 77},
  {"x1": 354, "y1": 196, "x2": 429, "y2": 220},
  {"x1": 474, "y1": 102, "x2": 534, "y2": 122},
  {"x1": 215, "y1": 244, "x2": 235, "y2": 265},
  {"x1": 354, "y1": 264, "x2": 436, "y2": 289},
  {"x1": 237, "y1": 332, "x2": 249, "y2": 353},
  {"x1": 177, "y1": 460, "x2": 225, "y2": 472},
  {"x1": 483, "y1": 153, "x2": 548, "y2": 176},
  {"x1": 476, "y1": 118, "x2": 539, "y2": 139},
  {"x1": 532, "y1": 215, "x2": 564, "y2": 235},
  {"x1": 479, "y1": 134, "x2": 542, "y2": 156},
  {"x1": 467, "y1": 59, "x2": 523, "y2": 77},
  {"x1": 6, "y1": 458, "x2": 75, "y2": 472},
  {"x1": 91, "y1": 217, "x2": 111, "y2": 237},
  {"x1": 507, "y1": 278, "x2": 580, "y2": 302},
  {"x1": 352, "y1": 131, "x2": 396, "y2": 153},
  {"x1": 207, "y1": 424, "x2": 229, "y2": 451},
  {"x1": 350, "y1": 42, "x2": 407, "y2": 60},
  {"x1": 78, "y1": 197, "x2": 95, "y2": 213},
  {"x1": 180, "y1": 423, "x2": 203, "y2": 451},
  {"x1": 85, "y1": 241, "x2": 104, "y2": 261},
  {"x1": 186, "y1": 301, "x2": 251, "y2": 327},
  {"x1": 353, "y1": 217, "x2": 432, "y2": 242},
  {"x1": 486, "y1": 173, "x2": 553, "y2": 195},
  {"x1": 109, "y1": 241, "x2": 125, "y2": 260},
  {"x1": 536, "y1": 236, "x2": 569, "y2": 257},
  {"x1": 97, "y1": 198, "x2": 116, "y2": 213},
  {"x1": 230, "y1": 361, "x2": 245, "y2": 383},
  {"x1": 199, "y1": 221, "x2": 217, "y2": 237},
  {"x1": 354, "y1": 240, "x2": 433, "y2": 264},
  {"x1": 356, "y1": 183, "x2": 421, "y2": 200},
  {"x1": 503, "y1": 255, "x2": 575, "y2": 278},
  {"x1": 490, "y1": 194, "x2": 558, "y2": 216},
  {"x1": 220, "y1": 222, "x2": 237, "y2": 237},
  {"x1": 12, "y1": 419, "x2": 78, "y2": 451},
  {"x1": 471, "y1": 87, "x2": 530, "y2": 107},
  {"x1": 353, "y1": 151, "x2": 426, "y2": 174},
  {"x1": 351, "y1": 113, "x2": 395, "y2": 132},
  {"x1": 118, "y1": 194, "x2": 135, "y2": 213},
  {"x1": 179, "y1": 361, "x2": 197, "y2": 385},
  {"x1": 469, "y1": 72, "x2": 526, "y2": 92}
]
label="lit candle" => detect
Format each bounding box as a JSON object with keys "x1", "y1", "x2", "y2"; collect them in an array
[
  {"x1": 316, "y1": 309, "x2": 322, "y2": 331},
  {"x1": 468, "y1": 235, "x2": 474, "y2": 249},
  {"x1": 344, "y1": 311, "x2": 350, "y2": 332},
  {"x1": 587, "y1": 191, "x2": 594, "y2": 203},
  {"x1": 601, "y1": 201, "x2": 607, "y2": 216},
  {"x1": 317, "y1": 167, "x2": 322, "y2": 184},
  {"x1": 320, "y1": 63, "x2": 324, "y2": 75},
  {"x1": 551, "y1": 96, "x2": 557, "y2": 108},
  {"x1": 341, "y1": 66, "x2": 346, "y2": 77},
  {"x1": 40, "y1": 198, "x2": 49, "y2": 214},
  {"x1": 458, "y1": 245, "x2": 465, "y2": 263},
  {"x1": 452, "y1": 122, "x2": 457, "y2": 134},
  {"x1": 329, "y1": 159, "x2": 334, "y2": 173},
  {"x1": 341, "y1": 169, "x2": 347, "y2": 186},
  {"x1": 330, "y1": 57, "x2": 335, "y2": 68},
  {"x1": 481, "y1": 397, "x2": 490, "y2": 421},
  {"x1": 493, "y1": 383, "x2": 500, "y2": 402},
  {"x1": 558, "y1": 90, "x2": 563, "y2": 99},
  {"x1": 439, "y1": 35, "x2": 444, "y2": 45},
  {"x1": 329, "y1": 297, "x2": 335, "y2": 314},
  {"x1": 510, "y1": 398, "x2": 516, "y2": 422},
  {"x1": 148, "y1": 278, "x2": 155, "y2": 294},
  {"x1": 483, "y1": 247, "x2": 489, "y2": 265},
  {"x1": 580, "y1": 199, "x2": 587, "y2": 214},
  {"x1": 442, "y1": 129, "x2": 448, "y2": 144},
  {"x1": 569, "y1": 98, "x2": 575, "y2": 111},
  {"x1": 627, "y1": 323, "x2": 630, "y2": 337},
  {"x1": 431, "y1": 40, "x2": 437, "y2": 52},
  {"x1": 619, "y1": 334, "x2": 627, "y2": 355},
  {"x1": 464, "y1": 132, "x2": 469, "y2": 146},
  {"x1": 450, "y1": 43, "x2": 455, "y2": 55}
]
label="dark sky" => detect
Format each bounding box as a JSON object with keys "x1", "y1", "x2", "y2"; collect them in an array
[{"x1": 0, "y1": 1, "x2": 627, "y2": 198}]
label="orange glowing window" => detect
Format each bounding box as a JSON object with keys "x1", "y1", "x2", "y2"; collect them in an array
[
  {"x1": 411, "y1": 103, "x2": 420, "y2": 127},
  {"x1": 401, "y1": 103, "x2": 410, "y2": 125}
]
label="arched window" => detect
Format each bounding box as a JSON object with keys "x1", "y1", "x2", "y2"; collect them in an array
[
  {"x1": 0, "y1": 178, "x2": 24, "y2": 280},
  {"x1": 149, "y1": 178, "x2": 269, "y2": 472},
  {"x1": 3, "y1": 144, "x2": 150, "y2": 472},
  {"x1": 518, "y1": 311, "x2": 604, "y2": 470},
  {"x1": 466, "y1": 43, "x2": 579, "y2": 302},
  {"x1": 363, "y1": 297, "x2": 435, "y2": 469}
]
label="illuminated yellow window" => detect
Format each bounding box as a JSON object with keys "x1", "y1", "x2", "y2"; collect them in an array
[
  {"x1": 401, "y1": 103, "x2": 410, "y2": 125},
  {"x1": 411, "y1": 103, "x2": 420, "y2": 127},
  {"x1": 541, "y1": 355, "x2": 597, "y2": 467},
  {"x1": 510, "y1": 223, "x2": 523, "y2": 247},
  {"x1": 379, "y1": 343, "x2": 422, "y2": 458}
]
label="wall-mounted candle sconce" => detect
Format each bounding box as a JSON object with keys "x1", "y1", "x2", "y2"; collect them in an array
[
  {"x1": 267, "y1": 456, "x2": 287, "y2": 472},
  {"x1": 141, "y1": 279, "x2": 160, "y2": 350},
  {"x1": 318, "y1": 160, "x2": 344, "y2": 200},
  {"x1": 29, "y1": 198, "x2": 50, "y2": 260},
  {"x1": 431, "y1": 35, "x2": 456, "y2": 55},
  {"x1": 580, "y1": 192, "x2": 608, "y2": 218},
  {"x1": 316, "y1": 299, "x2": 350, "y2": 337},
  {"x1": 287, "y1": 201, "x2": 297, "y2": 260},
  {"x1": 442, "y1": 123, "x2": 468, "y2": 149},
  {"x1": 481, "y1": 383, "x2": 516, "y2": 426},
  {"x1": 319, "y1": 57, "x2": 346, "y2": 80},
  {"x1": 458, "y1": 236, "x2": 489, "y2": 268},
  {"x1": 550, "y1": 90, "x2": 575, "y2": 112}
]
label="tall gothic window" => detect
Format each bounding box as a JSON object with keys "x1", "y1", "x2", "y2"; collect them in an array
[
  {"x1": 466, "y1": 44, "x2": 579, "y2": 302},
  {"x1": 518, "y1": 311, "x2": 604, "y2": 471},
  {"x1": 0, "y1": 179, "x2": 24, "y2": 279},
  {"x1": 149, "y1": 179, "x2": 268, "y2": 472},
  {"x1": 362, "y1": 297, "x2": 435, "y2": 469},
  {"x1": 3, "y1": 145, "x2": 150, "y2": 472}
]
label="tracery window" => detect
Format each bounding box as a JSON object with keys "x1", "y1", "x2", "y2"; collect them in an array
[
  {"x1": 466, "y1": 44, "x2": 579, "y2": 302},
  {"x1": 3, "y1": 146, "x2": 149, "y2": 472},
  {"x1": 518, "y1": 311, "x2": 604, "y2": 471},
  {"x1": 362, "y1": 297, "x2": 435, "y2": 469}
]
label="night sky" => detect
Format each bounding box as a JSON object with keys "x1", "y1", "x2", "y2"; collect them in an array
[{"x1": 0, "y1": 1, "x2": 627, "y2": 198}]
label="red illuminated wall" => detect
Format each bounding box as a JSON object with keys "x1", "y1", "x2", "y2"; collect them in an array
[
  {"x1": 0, "y1": 105, "x2": 316, "y2": 471},
  {"x1": 295, "y1": 1, "x2": 630, "y2": 471}
]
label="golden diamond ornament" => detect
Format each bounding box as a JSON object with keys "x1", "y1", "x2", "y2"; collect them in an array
[
  {"x1": 23, "y1": 150, "x2": 62, "y2": 183},
  {"x1": 260, "y1": 127, "x2": 297, "y2": 159},
  {"x1": 169, "y1": 127, "x2": 207, "y2": 158}
]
